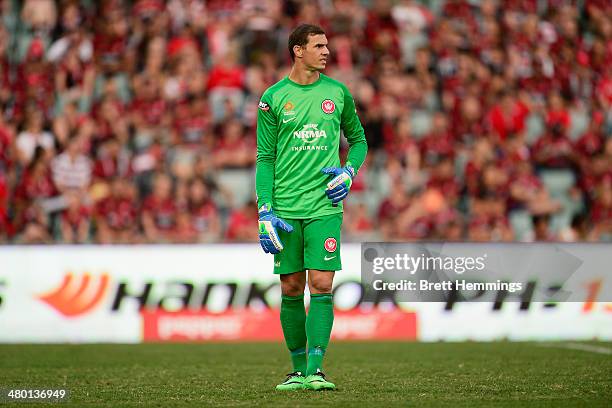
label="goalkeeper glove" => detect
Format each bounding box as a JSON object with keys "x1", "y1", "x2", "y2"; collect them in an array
[
  {"x1": 258, "y1": 203, "x2": 293, "y2": 254},
  {"x1": 321, "y1": 165, "x2": 355, "y2": 205}
]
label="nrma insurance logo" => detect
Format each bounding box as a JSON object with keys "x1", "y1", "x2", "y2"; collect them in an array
[
  {"x1": 293, "y1": 123, "x2": 327, "y2": 143},
  {"x1": 37, "y1": 272, "x2": 110, "y2": 317}
]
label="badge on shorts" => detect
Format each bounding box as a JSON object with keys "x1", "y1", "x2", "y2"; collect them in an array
[
  {"x1": 321, "y1": 99, "x2": 335, "y2": 114},
  {"x1": 324, "y1": 237, "x2": 337, "y2": 252}
]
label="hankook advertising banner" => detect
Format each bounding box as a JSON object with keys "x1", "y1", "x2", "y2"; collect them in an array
[{"x1": 0, "y1": 244, "x2": 610, "y2": 343}]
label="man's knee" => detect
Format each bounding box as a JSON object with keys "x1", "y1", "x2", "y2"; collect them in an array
[
  {"x1": 280, "y1": 272, "x2": 306, "y2": 296},
  {"x1": 308, "y1": 271, "x2": 334, "y2": 294}
]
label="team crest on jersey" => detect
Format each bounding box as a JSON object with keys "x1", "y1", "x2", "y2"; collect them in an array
[
  {"x1": 258, "y1": 101, "x2": 270, "y2": 111},
  {"x1": 321, "y1": 99, "x2": 335, "y2": 114},
  {"x1": 324, "y1": 237, "x2": 337, "y2": 252}
]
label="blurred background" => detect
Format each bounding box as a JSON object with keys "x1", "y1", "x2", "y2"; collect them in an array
[
  {"x1": 0, "y1": 0, "x2": 609, "y2": 245},
  {"x1": 0, "y1": 6, "x2": 610, "y2": 406}
]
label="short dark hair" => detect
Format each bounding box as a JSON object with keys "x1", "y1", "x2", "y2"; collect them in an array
[{"x1": 288, "y1": 24, "x2": 325, "y2": 61}]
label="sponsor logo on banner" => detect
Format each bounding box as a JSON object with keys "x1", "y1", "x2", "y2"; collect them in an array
[
  {"x1": 38, "y1": 273, "x2": 110, "y2": 317},
  {"x1": 31, "y1": 273, "x2": 610, "y2": 317},
  {"x1": 142, "y1": 309, "x2": 417, "y2": 341},
  {"x1": 142, "y1": 310, "x2": 283, "y2": 341},
  {"x1": 32, "y1": 273, "x2": 410, "y2": 316},
  {"x1": 1, "y1": 244, "x2": 610, "y2": 343}
]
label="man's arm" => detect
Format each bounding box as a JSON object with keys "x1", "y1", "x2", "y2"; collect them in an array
[
  {"x1": 340, "y1": 85, "x2": 368, "y2": 172},
  {"x1": 321, "y1": 85, "x2": 369, "y2": 206},
  {"x1": 255, "y1": 96, "x2": 294, "y2": 254},
  {"x1": 255, "y1": 98, "x2": 277, "y2": 206}
]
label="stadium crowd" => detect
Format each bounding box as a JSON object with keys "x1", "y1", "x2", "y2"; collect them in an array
[{"x1": 0, "y1": 0, "x2": 610, "y2": 244}]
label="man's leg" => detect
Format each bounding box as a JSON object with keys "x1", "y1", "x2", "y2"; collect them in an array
[
  {"x1": 279, "y1": 272, "x2": 307, "y2": 376},
  {"x1": 301, "y1": 214, "x2": 341, "y2": 390},
  {"x1": 306, "y1": 270, "x2": 335, "y2": 377},
  {"x1": 274, "y1": 218, "x2": 307, "y2": 390}
]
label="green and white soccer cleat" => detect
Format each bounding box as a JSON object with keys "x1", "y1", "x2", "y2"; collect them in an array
[
  {"x1": 275, "y1": 371, "x2": 306, "y2": 391},
  {"x1": 304, "y1": 369, "x2": 336, "y2": 391}
]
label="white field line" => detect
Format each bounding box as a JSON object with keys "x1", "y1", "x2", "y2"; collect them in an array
[{"x1": 540, "y1": 342, "x2": 612, "y2": 355}]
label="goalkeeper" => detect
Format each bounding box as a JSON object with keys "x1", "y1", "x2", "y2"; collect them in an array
[{"x1": 256, "y1": 24, "x2": 368, "y2": 391}]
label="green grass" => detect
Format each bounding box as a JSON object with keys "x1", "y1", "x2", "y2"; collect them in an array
[{"x1": 0, "y1": 342, "x2": 610, "y2": 407}]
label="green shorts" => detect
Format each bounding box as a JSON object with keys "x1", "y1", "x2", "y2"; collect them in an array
[{"x1": 274, "y1": 213, "x2": 343, "y2": 274}]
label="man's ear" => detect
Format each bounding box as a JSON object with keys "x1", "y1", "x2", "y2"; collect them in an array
[{"x1": 293, "y1": 45, "x2": 304, "y2": 59}]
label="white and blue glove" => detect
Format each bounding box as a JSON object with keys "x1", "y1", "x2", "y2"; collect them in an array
[
  {"x1": 258, "y1": 203, "x2": 293, "y2": 254},
  {"x1": 321, "y1": 165, "x2": 355, "y2": 206}
]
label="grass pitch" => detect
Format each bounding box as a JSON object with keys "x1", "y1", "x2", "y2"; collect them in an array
[{"x1": 0, "y1": 342, "x2": 610, "y2": 407}]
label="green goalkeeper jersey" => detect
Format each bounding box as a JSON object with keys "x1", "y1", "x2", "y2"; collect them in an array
[{"x1": 256, "y1": 74, "x2": 368, "y2": 219}]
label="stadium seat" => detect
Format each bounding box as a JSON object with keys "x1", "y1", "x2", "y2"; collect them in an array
[
  {"x1": 539, "y1": 170, "x2": 576, "y2": 198},
  {"x1": 525, "y1": 114, "x2": 545, "y2": 145},
  {"x1": 538, "y1": 170, "x2": 581, "y2": 232},
  {"x1": 569, "y1": 108, "x2": 589, "y2": 141},
  {"x1": 410, "y1": 110, "x2": 432, "y2": 139},
  {"x1": 509, "y1": 210, "x2": 534, "y2": 242}
]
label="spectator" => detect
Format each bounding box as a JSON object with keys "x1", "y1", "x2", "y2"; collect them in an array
[
  {"x1": 559, "y1": 213, "x2": 594, "y2": 242},
  {"x1": 485, "y1": 90, "x2": 530, "y2": 142},
  {"x1": 0, "y1": 109, "x2": 14, "y2": 170},
  {"x1": 0, "y1": 1, "x2": 610, "y2": 244},
  {"x1": 378, "y1": 187, "x2": 410, "y2": 240},
  {"x1": 509, "y1": 161, "x2": 561, "y2": 214},
  {"x1": 590, "y1": 176, "x2": 612, "y2": 235},
  {"x1": 531, "y1": 214, "x2": 555, "y2": 242},
  {"x1": 532, "y1": 123, "x2": 574, "y2": 169},
  {"x1": 59, "y1": 192, "x2": 90, "y2": 244},
  {"x1": 14, "y1": 203, "x2": 52, "y2": 244},
  {"x1": 51, "y1": 134, "x2": 92, "y2": 194},
  {"x1": 20, "y1": 0, "x2": 57, "y2": 34},
  {"x1": 53, "y1": 39, "x2": 95, "y2": 113},
  {"x1": 14, "y1": 146, "x2": 57, "y2": 231},
  {"x1": 419, "y1": 112, "x2": 454, "y2": 166},
  {"x1": 141, "y1": 172, "x2": 177, "y2": 243},
  {"x1": 0, "y1": 167, "x2": 8, "y2": 240},
  {"x1": 344, "y1": 202, "x2": 374, "y2": 241},
  {"x1": 14, "y1": 38, "x2": 54, "y2": 120},
  {"x1": 92, "y1": 95, "x2": 129, "y2": 144},
  {"x1": 225, "y1": 200, "x2": 257, "y2": 242},
  {"x1": 47, "y1": 4, "x2": 91, "y2": 64},
  {"x1": 213, "y1": 119, "x2": 255, "y2": 169},
  {"x1": 188, "y1": 177, "x2": 221, "y2": 243},
  {"x1": 0, "y1": 25, "x2": 11, "y2": 107},
  {"x1": 207, "y1": 47, "x2": 246, "y2": 123},
  {"x1": 92, "y1": 137, "x2": 131, "y2": 182},
  {"x1": 16, "y1": 108, "x2": 54, "y2": 166},
  {"x1": 94, "y1": 178, "x2": 139, "y2": 244},
  {"x1": 172, "y1": 212, "x2": 199, "y2": 244}
]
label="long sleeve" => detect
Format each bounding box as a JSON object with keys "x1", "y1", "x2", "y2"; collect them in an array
[
  {"x1": 255, "y1": 97, "x2": 277, "y2": 206},
  {"x1": 340, "y1": 86, "x2": 368, "y2": 172}
]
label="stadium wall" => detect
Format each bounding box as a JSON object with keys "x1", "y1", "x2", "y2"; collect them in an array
[{"x1": 0, "y1": 245, "x2": 610, "y2": 343}]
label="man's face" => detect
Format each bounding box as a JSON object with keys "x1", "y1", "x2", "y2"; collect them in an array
[{"x1": 296, "y1": 34, "x2": 329, "y2": 71}]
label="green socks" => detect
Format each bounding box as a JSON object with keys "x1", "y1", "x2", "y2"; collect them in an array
[
  {"x1": 280, "y1": 294, "x2": 307, "y2": 374},
  {"x1": 306, "y1": 293, "x2": 334, "y2": 376},
  {"x1": 280, "y1": 293, "x2": 335, "y2": 376}
]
